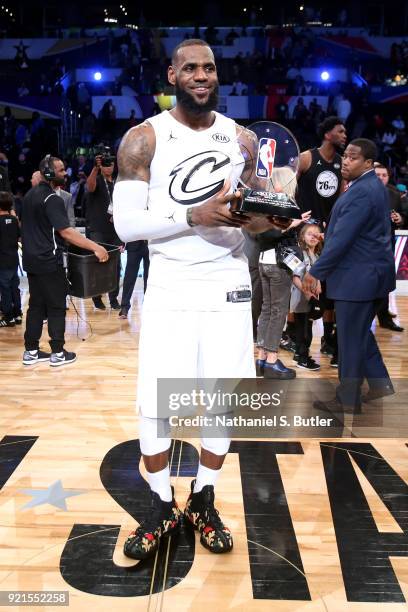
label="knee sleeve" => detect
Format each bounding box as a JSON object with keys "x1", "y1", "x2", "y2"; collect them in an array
[
  {"x1": 200, "y1": 435, "x2": 231, "y2": 456},
  {"x1": 139, "y1": 416, "x2": 171, "y2": 456}
]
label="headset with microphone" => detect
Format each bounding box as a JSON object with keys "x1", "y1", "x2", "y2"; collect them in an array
[{"x1": 42, "y1": 154, "x2": 56, "y2": 181}]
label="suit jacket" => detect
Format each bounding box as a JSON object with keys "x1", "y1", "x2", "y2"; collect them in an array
[
  {"x1": 56, "y1": 188, "x2": 75, "y2": 228},
  {"x1": 310, "y1": 169, "x2": 396, "y2": 301}
]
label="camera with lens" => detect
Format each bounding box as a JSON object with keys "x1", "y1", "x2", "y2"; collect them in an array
[
  {"x1": 75, "y1": 145, "x2": 115, "y2": 167},
  {"x1": 93, "y1": 144, "x2": 115, "y2": 167}
]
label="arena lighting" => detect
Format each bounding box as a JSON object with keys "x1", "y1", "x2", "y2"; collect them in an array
[
  {"x1": 93, "y1": 71, "x2": 102, "y2": 81},
  {"x1": 299, "y1": 5, "x2": 304, "y2": 10},
  {"x1": 321, "y1": 70, "x2": 330, "y2": 81}
]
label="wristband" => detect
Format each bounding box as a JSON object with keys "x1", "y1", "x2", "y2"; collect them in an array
[{"x1": 186, "y1": 207, "x2": 197, "y2": 227}]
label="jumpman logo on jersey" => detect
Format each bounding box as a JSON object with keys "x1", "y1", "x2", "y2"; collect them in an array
[
  {"x1": 317, "y1": 160, "x2": 322, "y2": 165},
  {"x1": 168, "y1": 131, "x2": 177, "y2": 142}
]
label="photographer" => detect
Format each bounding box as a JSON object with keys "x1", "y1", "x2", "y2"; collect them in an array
[{"x1": 86, "y1": 149, "x2": 123, "y2": 310}]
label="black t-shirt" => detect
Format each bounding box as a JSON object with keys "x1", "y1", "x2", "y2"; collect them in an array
[
  {"x1": 296, "y1": 148, "x2": 343, "y2": 223},
  {"x1": 0, "y1": 214, "x2": 19, "y2": 269},
  {"x1": 21, "y1": 181, "x2": 70, "y2": 274},
  {"x1": 86, "y1": 173, "x2": 118, "y2": 239}
]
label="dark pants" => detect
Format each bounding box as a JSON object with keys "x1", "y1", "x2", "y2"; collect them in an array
[
  {"x1": 335, "y1": 298, "x2": 391, "y2": 409},
  {"x1": 243, "y1": 231, "x2": 262, "y2": 340},
  {"x1": 294, "y1": 312, "x2": 313, "y2": 358},
  {"x1": 89, "y1": 231, "x2": 121, "y2": 304},
  {"x1": 121, "y1": 241, "x2": 150, "y2": 309},
  {"x1": 249, "y1": 262, "x2": 262, "y2": 340},
  {"x1": 24, "y1": 267, "x2": 68, "y2": 352},
  {"x1": 376, "y1": 295, "x2": 391, "y2": 324},
  {"x1": 0, "y1": 266, "x2": 21, "y2": 320}
]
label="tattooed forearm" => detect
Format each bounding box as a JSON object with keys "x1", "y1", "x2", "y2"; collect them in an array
[{"x1": 116, "y1": 121, "x2": 155, "y2": 183}]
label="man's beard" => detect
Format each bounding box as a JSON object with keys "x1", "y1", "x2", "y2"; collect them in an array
[
  {"x1": 333, "y1": 141, "x2": 346, "y2": 154},
  {"x1": 175, "y1": 82, "x2": 219, "y2": 115}
]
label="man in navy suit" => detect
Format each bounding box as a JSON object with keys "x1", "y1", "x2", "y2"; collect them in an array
[{"x1": 303, "y1": 139, "x2": 396, "y2": 413}]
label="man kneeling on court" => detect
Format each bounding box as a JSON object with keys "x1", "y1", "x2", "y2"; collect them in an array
[{"x1": 113, "y1": 39, "x2": 291, "y2": 559}]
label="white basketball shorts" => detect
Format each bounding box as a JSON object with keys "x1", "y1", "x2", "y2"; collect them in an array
[{"x1": 137, "y1": 307, "x2": 255, "y2": 418}]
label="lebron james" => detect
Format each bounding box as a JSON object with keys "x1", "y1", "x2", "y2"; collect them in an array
[{"x1": 113, "y1": 39, "x2": 290, "y2": 560}]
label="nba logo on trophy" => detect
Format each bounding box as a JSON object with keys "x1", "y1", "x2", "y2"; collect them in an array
[{"x1": 256, "y1": 138, "x2": 277, "y2": 179}]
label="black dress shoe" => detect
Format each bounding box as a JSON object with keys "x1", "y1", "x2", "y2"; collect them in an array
[
  {"x1": 110, "y1": 299, "x2": 121, "y2": 310},
  {"x1": 263, "y1": 359, "x2": 296, "y2": 380},
  {"x1": 313, "y1": 398, "x2": 362, "y2": 414},
  {"x1": 93, "y1": 297, "x2": 106, "y2": 310},
  {"x1": 118, "y1": 307, "x2": 129, "y2": 319},
  {"x1": 379, "y1": 320, "x2": 404, "y2": 332},
  {"x1": 255, "y1": 359, "x2": 265, "y2": 376},
  {"x1": 362, "y1": 384, "x2": 395, "y2": 403}
]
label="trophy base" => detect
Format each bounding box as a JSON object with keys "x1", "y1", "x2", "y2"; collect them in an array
[{"x1": 232, "y1": 188, "x2": 302, "y2": 220}]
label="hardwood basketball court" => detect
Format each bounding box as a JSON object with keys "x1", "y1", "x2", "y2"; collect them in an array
[{"x1": 0, "y1": 278, "x2": 407, "y2": 611}]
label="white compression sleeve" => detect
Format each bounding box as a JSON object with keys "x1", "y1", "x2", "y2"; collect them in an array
[{"x1": 113, "y1": 180, "x2": 190, "y2": 243}]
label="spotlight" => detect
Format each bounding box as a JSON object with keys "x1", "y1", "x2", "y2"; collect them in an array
[
  {"x1": 94, "y1": 71, "x2": 102, "y2": 81},
  {"x1": 320, "y1": 71, "x2": 330, "y2": 81}
]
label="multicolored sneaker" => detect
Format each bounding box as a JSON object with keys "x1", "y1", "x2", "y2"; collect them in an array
[
  {"x1": 184, "y1": 479, "x2": 233, "y2": 554},
  {"x1": 123, "y1": 489, "x2": 182, "y2": 560}
]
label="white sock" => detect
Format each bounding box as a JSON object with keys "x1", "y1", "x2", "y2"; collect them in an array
[
  {"x1": 193, "y1": 464, "x2": 221, "y2": 493},
  {"x1": 146, "y1": 465, "x2": 172, "y2": 502},
  {"x1": 29, "y1": 350, "x2": 37, "y2": 355}
]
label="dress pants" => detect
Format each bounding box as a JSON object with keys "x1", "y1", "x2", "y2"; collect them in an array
[{"x1": 335, "y1": 298, "x2": 391, "y2": 409}]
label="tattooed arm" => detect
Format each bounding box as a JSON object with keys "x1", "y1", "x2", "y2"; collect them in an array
[
  {"x1": 113, "y1": 122, "x2": 193, "y2": 242},
  {"x1": 113, "y1": 120, "x2": 253, "y2": 237},
  {"x1": 115, "y1": 121, "x2": 154, "y2": 184}
]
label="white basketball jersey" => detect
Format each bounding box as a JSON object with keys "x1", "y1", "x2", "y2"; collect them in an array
[{"x1": 144, "y1": 110, "x2": 251, "y2": 311}]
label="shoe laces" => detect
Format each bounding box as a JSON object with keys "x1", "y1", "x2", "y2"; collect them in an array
[
  {"x1": 137, "y1": 493, "x2": 170, "y2": 534},
  {"x1": 200, "y1": 487, "x2": 223, "y2": 530}
]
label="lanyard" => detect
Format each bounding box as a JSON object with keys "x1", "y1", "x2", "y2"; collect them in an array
[{"x1": 103, "y1": 176, "x2": 113, "y2": 205}]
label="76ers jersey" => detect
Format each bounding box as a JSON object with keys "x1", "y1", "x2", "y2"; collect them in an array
[
  {"x1": 145, "y1": 111, "x2": 251, "y2": 311},
  {"x1": 297, "y1": 148, "x2": 342, "y2": 223}
]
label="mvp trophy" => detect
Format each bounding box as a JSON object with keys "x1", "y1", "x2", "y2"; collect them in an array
[{"x1": 231, "y1": 121, "x2": 302, "y2": 221}]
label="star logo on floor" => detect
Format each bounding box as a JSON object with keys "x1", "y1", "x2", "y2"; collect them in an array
[{"x1": 19, "y1": 480, "x2": 86, "y2": 511}]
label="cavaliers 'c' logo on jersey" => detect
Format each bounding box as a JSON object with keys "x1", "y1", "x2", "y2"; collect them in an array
[{"x1": 169, "y1": 150, "x2": 230, "y2": 205}]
